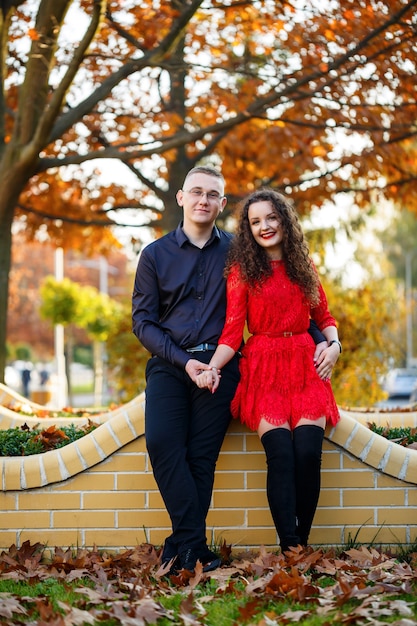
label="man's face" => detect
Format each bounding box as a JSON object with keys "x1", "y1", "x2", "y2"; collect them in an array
[{"x1": 176, "y1": 172, "x2": 227, "y2": 227}]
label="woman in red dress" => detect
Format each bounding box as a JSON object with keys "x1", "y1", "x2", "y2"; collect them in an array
[{"x1": 196, "y1": 188, "x2": 341, "y2": 553}]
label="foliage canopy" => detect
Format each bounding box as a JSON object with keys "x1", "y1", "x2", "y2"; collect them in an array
[{"x1": 1, "y1": 0, "x2": 416, "y2": 380}]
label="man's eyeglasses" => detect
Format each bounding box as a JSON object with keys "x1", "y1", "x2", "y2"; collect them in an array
[{"x1": 183, "y1": 189, "x2": 223, "y2": 201}]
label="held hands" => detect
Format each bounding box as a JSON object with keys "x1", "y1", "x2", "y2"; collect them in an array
[
  {"x1": 195, "y1": 367, "x2": 221, "y2": 393},
  {"x1": 313, "y1": 340, "x2": 340, "y2": 381},
  {"x1": 185, "y1": 359, "x2": 221, "y2": 393}
]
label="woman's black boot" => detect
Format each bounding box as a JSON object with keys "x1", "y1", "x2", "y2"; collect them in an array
[
  {"x1": 261, "y1": 429, "x2": 301, "y2": 553},
  {"x1": 293, "y1": 425, "x2": 324, "y2": 546}
]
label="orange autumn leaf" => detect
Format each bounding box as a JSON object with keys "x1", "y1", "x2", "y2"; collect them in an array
[{"x1": 27, "y1": 28, "x2": 39, "y2": 40}]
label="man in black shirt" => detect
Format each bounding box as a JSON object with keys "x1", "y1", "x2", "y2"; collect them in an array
[{"x1": 132, "y1": 166, "x2": 240, "y2": 574}]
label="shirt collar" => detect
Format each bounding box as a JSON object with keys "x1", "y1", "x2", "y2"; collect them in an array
[{"x1": 176, "y1": 222, "x2": 221, "y2": 248}]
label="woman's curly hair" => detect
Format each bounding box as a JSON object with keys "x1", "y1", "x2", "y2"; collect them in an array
[{"x1": 225, "y1": 188, "x2": 320, "y2": 305}]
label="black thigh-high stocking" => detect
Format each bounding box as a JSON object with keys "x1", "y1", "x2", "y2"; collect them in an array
[
  {"x1": 293, "y1": 425, "x2": 324, "y2": 546},
  {"x1": 261, "y1": 429, "x2": 301, "y2": 552}
]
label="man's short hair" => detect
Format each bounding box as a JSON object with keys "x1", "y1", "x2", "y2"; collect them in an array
[{"x1": 183, "y1": 166, "x2": 225, "y2": 187}]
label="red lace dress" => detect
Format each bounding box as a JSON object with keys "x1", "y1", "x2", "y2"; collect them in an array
[{"x1": 218, "y1": 261, "x2": 340, "y2": 430}]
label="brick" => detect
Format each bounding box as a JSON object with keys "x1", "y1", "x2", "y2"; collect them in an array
[
  {"x1": 18, "y1": 492, "x2": 81, "y2": 510},
  {"x1": 377, "y1": 474, "x2": 405, "y2": 488},
  {"x1": 62, "y1": 473, "x2": 115, "y2": 491},
  {"x1": 347, "y1": 430, "x2": 375, "y2": 459},
  {"x1": 381, "y1": 447, "x2": 410, "y2": 480},
  {"x1": 216, "y1": 453, "x2": 265, "y2": 471},
  {"x1": 63, "y1": 436, "x2": 105, "y2": 472},
  {"x1": 213, "y1": 472, "x2": 245, "y2": 489},
  {"x1": 0, "y1": 511, "x2": 50, "y2": 528},
  {"x1": 0, "y1": 532, "x2": 21, "y2": 550},
  {"x1": 108, "y1": 415, "x2": 141, "y2": 447},
  {"x1": 147, "y1": 492, "x2": 166, "y2": 509},
  {"x1": 322, "y1": 470, "x2": 374, "y2": 488},
  {"x1": 89, "y1": 426, "x2": 122, "y2": 457},
  {"x1": 406, "y1": 488, "x2": 417, "y2": 505},
  {"x1": 206, "y1": 510, "x2": 245, "y2": 526},
  {"x1": 115, "y1": 438, "x2": 146, "y2": 454},
  {"x1": 100, "y1": 453, "x2": 146, "y2": 473},
  {"x1": 377, "y1": 508, "x2": 417, "y2": 525},
  {"x1": 18, "y1": 530, "x2": 83, "y2": 547},
  {"x1": 247, "y1": 473, "x2": 267, "y2": 489},
  {"x1": 117, "y1": 473, "x2": 157, "y2": 491},
  {"x1": 83, "y1": 492, "x2": 145, "y2": 510},
  {"x1": 317, "y1": 491, "x2": 340, "y2": 506},
  {"x1": 56, "y1": 443, "x2": 89, "y2": 479},
  {"x1": 84, "y1": 530, "x2": 150, "y2": 547},
  {"x1": 314, "y1": 508, "x2": 375, "y2": 525},
  {"x1": 213, "y1": 491, "x2": 267, "y2": 508},
  {"x1": 245, "y1": 436, "x2": 263, "y2": 452},
  {"x1": 322, "y1": 452, "x2": 342, "y2": 470},
  {"x1": 309, "y1": 527, "x2": 343, "y2": 545},
  {"x1": 328, "y1": 414, "x2": 359, "y2": 448},
  {"x1": 247, "y1": 509, "x2": 274, "y2": 527},
  {"x1": 0, "y1": 492, "x2": 17, "y2": 510},
  {"x1": 401, "y1": 454, "x2": 417, "y2": 484},
  {"x1": 118, "y1": 510, "x2": 170, "y2": 528},
  {"x1": 53, "y1": 511, "x2": 115, "y2": 528},
  {"x1": 3, "y1": 457, "x2": 24, "y2": 490},
  {"x1": 147, "y1": 529, "x2": 170, "y2": 547},
  {"x1": 219, "y1": 435, "x2": 245, "y2": 452},
  {"x1": 359, "y1": 435, "x2": 392, "y2": 469},
  {"x1": 343, "y1": 489, "x2": 405, "y2": 507},
  {"x1": 213, "y1": 528, "x2": 278, "y2": 546},
  {"x1": 343, "y1": 456, "x2": 372, "y2": 470},
  {"x1": 20, "y1": 455, "x2": 43, "y2": 489}
]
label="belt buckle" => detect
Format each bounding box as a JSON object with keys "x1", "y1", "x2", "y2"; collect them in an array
[{"x1": 283, "y1": 331, "x2": 293, "y2": 337}]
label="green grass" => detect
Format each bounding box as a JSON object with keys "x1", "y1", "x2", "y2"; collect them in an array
[
  {"x1": 71, "y1": 383, "x2": 94, "y2": 394},
  {"x1": 1, "y1": 567, "x2": 416, "y2": 626}
]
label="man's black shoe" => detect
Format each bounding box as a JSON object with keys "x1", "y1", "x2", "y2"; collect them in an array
[
  {"x1": 202, "y1": 556, "x2": 221, "y2": 572},
  {"x1": 179, "y1": 548, "x2": 197, "y2": 572},
  {"x1": 179, "y1": 548, "x2": 221, "y2": 573}
]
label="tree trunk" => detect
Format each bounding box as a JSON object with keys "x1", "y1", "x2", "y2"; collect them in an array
[{"x1": 0, "y1": 205, "x2": 14, "y2": 383}]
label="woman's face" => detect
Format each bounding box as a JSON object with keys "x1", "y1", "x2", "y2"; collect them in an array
[{"x1": 248, "y1": 200, "x2": 283, "y2": 260}]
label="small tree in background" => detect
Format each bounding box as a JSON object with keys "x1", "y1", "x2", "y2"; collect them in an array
[
  {"x1": 106, "y1": 301, "x2": 149, "y2": 403},
  {"x1": 323, "y1": 277, "x2": 403, "y2": 407},
  {"x1": 77, "y1": 285, "x2": 123, "y2": 406},
  {"x1": 40, "y1": 276, "x2": 123, "y2": 406}
]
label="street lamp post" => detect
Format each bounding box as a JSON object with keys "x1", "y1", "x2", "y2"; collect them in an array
[
  {"x1": 405, "y1": 251, "x2": 416, "y2": 368},
  {"x1": 54, "y1": 248, "x2": 68, "y2": 408}
]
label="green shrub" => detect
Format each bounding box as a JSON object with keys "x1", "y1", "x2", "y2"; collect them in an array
[
  {"x1": 0, "y1": 422, "x2": 98, "y2": 456},
  {"x1": 367, "y1": 422, "x2": 417, "y2": 447}
]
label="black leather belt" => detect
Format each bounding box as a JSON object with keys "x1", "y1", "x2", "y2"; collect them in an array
[{"x1": 186, "y1": 343, "x2": 217, "y2": 352}]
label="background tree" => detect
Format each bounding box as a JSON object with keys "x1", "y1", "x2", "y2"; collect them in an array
[
  {"x1": 77, "y1": 285, "x2": 123, "y2": 406},
  {"x1": 322, "y1": 276, "x2": 403, "y2": 407},
  {"x1": 1, "y1": 0, "x2": 417, "y2": 384},
  {"x1": 40, "y1": 276, "x2": 122, "y2": 405}
]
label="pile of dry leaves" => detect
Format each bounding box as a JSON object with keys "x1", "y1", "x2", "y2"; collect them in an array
[{"x1": 0, "y1": 541, "x2": 416, "y2": 625}]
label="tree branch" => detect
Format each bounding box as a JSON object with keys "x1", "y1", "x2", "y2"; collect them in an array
[{"x1": 49, "y1": 0, "x2": 204, "y2": 143}]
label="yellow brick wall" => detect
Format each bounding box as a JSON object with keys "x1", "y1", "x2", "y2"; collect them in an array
[{"x1": 0, "y1": 383, "x2": 416, "y2": 552}]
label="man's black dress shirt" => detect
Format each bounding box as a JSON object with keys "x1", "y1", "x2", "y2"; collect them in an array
[{"x1": 132, "y1": 224, "x2": 233, "y2": 369}]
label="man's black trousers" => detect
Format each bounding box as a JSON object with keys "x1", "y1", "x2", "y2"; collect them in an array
[{"x1": 144, "y1": 353, "x2": 240, "y2": 560}]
